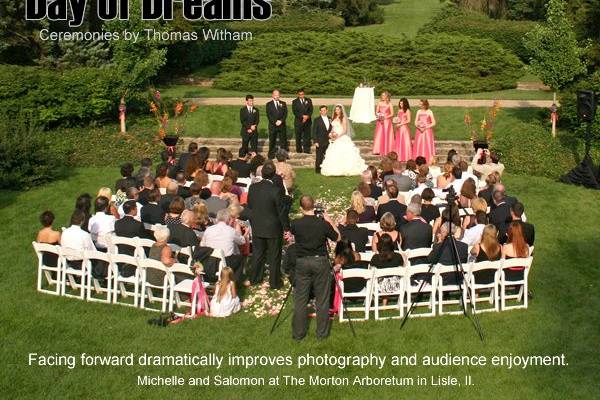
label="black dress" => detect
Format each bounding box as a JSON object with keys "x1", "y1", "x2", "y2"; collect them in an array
[{"x1": 473, "y1": 247, "x2": 502, "y2": 284}]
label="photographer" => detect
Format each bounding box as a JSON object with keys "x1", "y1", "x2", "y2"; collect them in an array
[
  {"x1": 289, "y1": 195, "x2": 340, "y2": 341},
  {"x1": 471, "y1": 148, "x2": 505, "y2": 181}
]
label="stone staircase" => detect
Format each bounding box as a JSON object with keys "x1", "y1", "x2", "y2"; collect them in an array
[{"x1": 179, "y1": 137, "x2": 475, "y2": 168}]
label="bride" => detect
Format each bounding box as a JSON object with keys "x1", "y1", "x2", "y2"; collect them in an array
[{"x1": 321, "y1": 104, "x2": 368, "y2": 176}]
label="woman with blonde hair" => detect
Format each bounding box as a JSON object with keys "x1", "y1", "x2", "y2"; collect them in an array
[
  {"x1": 191, "y1": 202, "x2": 210, "y2": 231},
  {"x1": 210, "y1": 267, "x2": 241, "y2": 317},
  {"x1": 371, "y1": 212, "x2": 400, "y2": 252},
  {"x1": 436, "y1": 162, "x2": 455, "y2": 189},
  {"x1": 349, "y1": 190, "x2": 376, "y2": 223},
  {"x1": 471, "y1": 225, "x2": 501, "y2": 262},
  {"x1": 97, "y1": 187, "x2": 119, "y2": 218}
]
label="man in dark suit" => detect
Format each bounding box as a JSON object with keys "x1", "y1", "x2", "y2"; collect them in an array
[
  {"x1": 176, "y1": 142, "x2": 198, "y2": 175},
  {"x1": 230, "y1": 149, "x2": 252, "y2": 178},
  {"x1": 489, "y1": 189, "x2": 512, "y2": 238},
  {"x1": 265, "y1": 89, "x2": 288, "y2": 159},
  {"x1": 507, "y1": 202, "x2": 535, "y2": 246},
  {"x1": 140, "y1": 188, "x2": 165, "y2": 225},
  {"x1": 240, "y1": 94, "x2": 260, "y2": 154},
  {"x1": 312, "y1": 105, "x2": 332, "y2": 174},
  {"x1": 376, "y1": 185, "x2": 407, "y2": 226},
  {"x1": 292, "y1": 88, "x2": 313, "y2": 154},
  {"x1": 399, "y1": 202, "x2": 433, "y2": 250},
  {"x1": 168, "y1": 210, "x2": 199, "y2": 248},
  {"x1": 246, "y1": 162, "x2": 289, "y2": 289},
  {"x1": 175, "y1": 172, "x2": 191, "y2": 199},
  {"x1": 114, "y1": 201, "x2": 152, "y2": 255},
  {"x1": 159, "y1": 181, "x2": 178, "y2": 213},
  {"x1": 338, "y1": 210, "x2": 369, "y2": 252}
]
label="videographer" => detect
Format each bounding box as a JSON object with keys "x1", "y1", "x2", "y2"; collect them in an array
[{"x1": 289, "y1": 195, "x2": 340, "y2": 341}]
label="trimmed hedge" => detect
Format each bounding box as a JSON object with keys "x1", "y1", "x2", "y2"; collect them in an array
[
  {"x1": 226, "y1": 10, "x2": 345, "y2": 34},
  {"x1": 419, "y1": 5, "x2": 536, "y2": 61},
  {"x1": 0, "y1": 65, "x2": 121, "y2": 127},
  {"x1": 214, "y1": 31, "x2": 523, "y2": 95}
]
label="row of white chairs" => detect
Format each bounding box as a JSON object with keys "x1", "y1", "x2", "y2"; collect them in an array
[
  {"x1": 32, "y1": 242, "x2": 226, "y2": 315},
  {"x1": 338, "y1": 257, "x2": 534, "y2": 322}
]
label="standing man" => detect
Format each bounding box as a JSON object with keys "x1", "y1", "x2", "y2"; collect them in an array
[
  {"x1": 290, "y1": 195, "x2": 340, "y2": 340},
  {"x1": 240, "y1": 94, "x2": 259, "y2": 155},
  {"x1": 246, "y1": 162, "x2": 289, "y2": 289},
  {"x1": 312, "y1": 105, "x2": 332, "y2": 174},
  {"x1": 292, "y1": 88, "x2": 313, "y2": 154},
  {"x1": 265, "y1": 89, "x2": 288, "y2": 159}
]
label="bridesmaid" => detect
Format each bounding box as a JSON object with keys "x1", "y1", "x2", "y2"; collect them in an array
[
  {"x1": 393, "y1": 97, "x2": 412, "y2": 162},
  {"x1": 372, "y1": 91, "x2": 394, "y2": 155},
  {"x1": 413, "y1": 99, "x2": 437, "y2": 164}
]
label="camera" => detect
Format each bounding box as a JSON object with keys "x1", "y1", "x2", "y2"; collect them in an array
[
  {"x1": 442, "y1": 186, "x2": 457, "y2": 202},
  {"x1": 314, "y1": 204, "x2": 325, "y2": 219}
]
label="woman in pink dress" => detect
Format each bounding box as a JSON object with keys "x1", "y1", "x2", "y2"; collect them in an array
[
  {"x1": 413, "y1": 99, "x2": 437, "y2": 164},
  {"x1": 372, "y1": 91, "x2": 394, "y2": 155},
  {"x1": 393, "y1": 97, "x2": 412, "y2": 161}
]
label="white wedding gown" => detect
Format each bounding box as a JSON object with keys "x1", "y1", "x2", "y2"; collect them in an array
[{"x1": 320, "y1": 119, "x2": 368, "y2": 176}]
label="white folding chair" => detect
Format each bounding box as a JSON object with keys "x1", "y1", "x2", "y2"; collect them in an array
[
  {"x1": 136, "y1": 238, "x2": 156, "y2": 259},
  {"x1": 372, "y1": 266, "x2": 407, "y2": 320},
  {"x1": 338, "y1": 268, "x2": 375, "y2": 322},
  {"x1": 168, "y1": 263, "x2": 207, "y2": 315},
  {"x1": 467, "y1": 260, "x2": 503, "y2": 313},
  {"x1": 528, "y1": 246, "x2": 535, "y2": 256},
  {"x1": 437, "y1": 264, "x2": 468, "y2": 316},
  {"x1": 59, "y1": 248, "x2": 87, "y2": 299},
  {"x1": 84, "y1": 250, "x2": 113, "y2": 303},
  {"x1": 500, "y1": 257, "x2": 533, "y2": 310},
  {"x1": 32, "y1": 242, "x2": 62, "y2": 296},
  {"x1": 237, "y1": 177, "x2": 251, "y2": 187},
  {"x1": 178, "y1": 246, "x2": 194, "y2": 267},
  {"x1": 108, "y1": 235, "x2": 140, "y2": 257},
  {"x1": 210, "y1": 248, "x2": 226, "y2": 280},
  {"x1": 111, "y1": 254, "x2": 141, "y2": 307},
  {"x1": 406, "y1": 247, "x2": 431, "y2": 266},
  {"x1": 357, "y1": 222, "x2": 380, "y2": 232},
  {"x1": 139, "y1": 258, "x2": 170, "y2": 312},
  {"x1": 405, "y1": 264, "x2": 437, "y2": 317}
]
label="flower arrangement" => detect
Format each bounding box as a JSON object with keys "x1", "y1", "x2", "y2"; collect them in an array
[
  {"x1": 242, "y1": 281, "x2": 290, "y2": 318},
  {"x1": 148, "y1": 89, "x2": 198, "y2": 140},
  {"x1": 464, "y1": 100, "x2": 501, "y2": 142}
]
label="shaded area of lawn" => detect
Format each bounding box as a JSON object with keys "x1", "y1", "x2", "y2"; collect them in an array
[{"x1": 1, "y1": 168, "x2": 600, "y2": 398}]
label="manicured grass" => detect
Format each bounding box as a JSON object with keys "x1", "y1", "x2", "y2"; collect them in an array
[
  {"x1": 175, "y1": 105, "x2": 545, "y2": 141},
  {"x1": 1, "y1": 168, "x2": 600, "y2": 398},
  {"x1": 349, "y1": 0, "x2": 446, "y2": 38}
]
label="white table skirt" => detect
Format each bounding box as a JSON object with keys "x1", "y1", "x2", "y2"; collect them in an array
[{"x1": 349, "y1": 87, "x2": 376, "y2": 123}]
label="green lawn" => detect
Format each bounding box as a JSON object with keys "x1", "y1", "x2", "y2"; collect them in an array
[
  {"x1": 349, "y1": 0, "x2": 446, "y2": 38},
  {"x1": 175, "y1": 105, "x2": 545, "y2": 141},
  {"x1": 1, "y1": 168, "x2": 600, "y2": 398}
]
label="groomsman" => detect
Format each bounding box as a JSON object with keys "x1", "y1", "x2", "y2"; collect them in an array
[
  {"x1": 312, "y1": 105, "x2": 332, "y2": 174},
  {"x1": 240, "y1": 94, "x2": 260, "y2": 154},
  {"x1": 265, "y1": 89, "x2": 288, "y2": 159},
  {"x1": 292, "y1": 88, "x2": 313, "y2": 154}
]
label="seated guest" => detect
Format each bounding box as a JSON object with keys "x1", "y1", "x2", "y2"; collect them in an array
[
  {"x1": 175, "y1": 172, "x2": 191, "y2": 198},
  {"x1": 376, "y1": 184, "x2": 407, "y2": 226},
  {"x1": 138, "y1": 157, "x2": 154, "y2": 178},
  {"x1": 509, "y1": 202, "x2": 535, "y2": 246},
  {"x1": 226, "y1": 169, "x2": 244, "y2": 195},
  {"x1": 193, "y1": 170, "x2": 210, "y2": 189},
  {"x1": 221, "y1": 176, "x2": 241, "y2": 204},
  {"x1": 436, "y1": 162, "x2": 455, "y2": 189},
  {"x1": 338, "y1": 210, "x2": 369, "y2": 253},
  {"x1": 97, "y1": 187, "x2": 120, "y2": 219},
  {"x1": 399, "y1": 202, "x2": 433, "y2": 250},
  {"x1": 274, "y1": 149, "x2": 296, "y2": 191},
  {"x1": 185, "y1": 182, "x2": 205, "y2": 210},
  {"x1": 471, "y1": 148, "x2": 505, "y2": 181},
  {"x1": 361, "y1": 169, "x2": 383, "y2": 199},
  {"x1": 154, "y1": 163, "x2": 173, "y2": 189},
  {"x1": 380, "y1": 157, "x2": 394, "y2": 181},
  {"x1": 117, "y1": 187, "x2": 143, "y2": 219},
  {"x1": 164, "y1": 196, "x2": 185, "y2": 225},
  {"x1": 357, "y1": 182, "x2": 376, "y2": 208},
  {"x1": 477, "y1": 171, "x2": 500, "y2": 205},
  {"x1": 491, "y1": 183, "x2": 518, "y2": 209},
  {"x1": 447, "y1": 166, "x2": 464, "y2": 194},
  {"x1": 370, "y1": 234, "x2": 404, "y2": 268},
  {"x1": 147, "y1": 226, "x2": 176, "y2": 286},
  {"x1": 461, "y1": 210, "x2": 487, "y2": 247},
  {"x1": 489, "y1": 189, "x2": 512, "y2": 236},
  {"x1": 458, "y1": 160, "x2": 477, "y2": 183},
  {"x1": 115, "y1": 163, "x2": 136, "y2": 193},
  {"x1": 420, "y1": 188, "x2": 440, "y2": 224},
  {"x1": 463, "y1": 197, "x2": 488, "y2": 229},
  {"x1": 417, "y1": 164, "x2": 434, "y2": 187},
  {"x1": 387, "y1": 160, "x2": 413, "y2": 191},
  {"x1": 502, "y1": 222, "x2": 530, "y2": 280},
  {"x1": 140, "y1": 188, "x2": 165, "y2": 225},
  {"x1": 191, "y1": 202, "x2": 211, "y2": 232},
  {"x1": 428, "y1": 223, "x2": 468, "y2": 268},
  {"x1": 61, "y1": 210, "x2": 96, "y2": 268},
  {"x1": 349, "y1": 191, "x2": 376, "y2": 223},
  {"x1": 372, "y1": 212, "x2": 400, "y2": 252},
  {"x1": 447, "y1": 149, "x2": 460, "y2": 165},
  {"x1": 229, "y1": 149, "x2": 252, "y2": 178},
  {"x1": 88, "y1": 196, "x2": 115, "y2": 251},
  {"x1": 177, "y1": 142, "x2": 198, "y2": 175},
  {"x1": 205, "y1": 181, "x2": 229, "y2": 218},
  {"x1": 36, "y1": 210, "x2": 61, "y2": 268},
  {"x1": 209, "y1": 147, "x2": 230, "y2": 176},
  {"x1": 114, "y1": 201, "x2": 150, "y2": 243},
  {"x1": 137, "y1": 176, "x2": 155, "y2": 206},
  {"x1": 459, "y1": 178, "x2": 477, "y2": 208},
  {"x1": 249, "y1": 153, "x2": 266, "y2": 178},
  {"x1": 412, "y1": 174, "x2": 429, "y2": 196},
  {"x1": 333, "y1": 240, "x2": 368, "y2": 294},
  {"x1": 210, "y1": 267, "x2": 241, "y2": 317},
  {"x1": 168, "y1": 210, "x2": 200, "y2": 248},
  {"x1": 184, "y1": 153, "x2": 202, "y2": 180},
  {"x1": 439, "y1": 206, "x2": 463, "y2": 238},
  {"x1": 402, "y1": 159, "x2": 418, "y2": 186},
  {"x1": 159, "y1": 181, "x2": 178, "y2": 213},
  {"x1": 75, "y1": 194, "x2": 92, "y2": 233},
  {"x1": 470, "y1": 224, "x2": 502, "y2": 262}
]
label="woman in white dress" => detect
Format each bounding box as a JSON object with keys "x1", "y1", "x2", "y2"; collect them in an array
[
  {"x1": 210, "y1": 267, "x2": 241, "y2": 317},
  {"x1": 320, "y1": 104, "x2": 368, "y2": 176}
]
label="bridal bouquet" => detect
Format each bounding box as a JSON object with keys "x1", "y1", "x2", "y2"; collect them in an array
[{"x1": 148, "y1": 88, "x2": 198, "y2": 140}]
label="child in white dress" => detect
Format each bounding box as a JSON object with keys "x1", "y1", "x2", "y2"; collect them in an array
[{"x1": 210, "y1": 267, "x2": 241, "y2": 317}]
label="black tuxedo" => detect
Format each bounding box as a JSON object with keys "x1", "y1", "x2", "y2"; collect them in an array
[
  {"x1": 159, "y1": 194, "x2": 175, "y2": 214},
  {"x1": 167, "y1": 223, "x2": 199, "y2": 248},
  {"x1": 376, "y1": 200, "x2": 407, "y2": 227},
  {"x1": 114, "y1": 216, "x2": 152, "y2": 256},
  {"x1": 399, "y1": 219, "x2": 433, "y2": 251},
  {"x1": 140, "y1": 203, "x2": 165, "y2": 225},
  {"x1": 177, "y1": 152, "x2": 193, "y2": 175},
  {"x1": 338, "y1": 224, "x2": 369, "y2": 252},
  {"x1": 489, "y1": 202, "x2": 512, "y2": 238},
  {"x1": 177, "y1": 185, "x2": 191, "y2": 199},
  {"x1": 247, "y1": 179, "x2": 289, "y2": 288},
  {"x1": 312, "y1": 115, "x2": 333, "y2": 173},
  {"x1": 240, "y1": 106, "x2": 260, "y2": 154},
  {"x1": 292, "y1": 97, "x2": 313, "y2": 153},
  {"x1": 265, "y1": 99, "x2": 288, "y2": 158}
]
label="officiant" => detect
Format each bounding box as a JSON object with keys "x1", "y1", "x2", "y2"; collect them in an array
[{"x1": 292, "y1": 88, "x2": 313, "y2": 154}]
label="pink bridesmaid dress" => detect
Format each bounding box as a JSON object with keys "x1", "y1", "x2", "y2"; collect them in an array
[
  {"x1": 372, "y1": 104, "x2": 393, "y2": 155},
  {"x1": 413, "y1": 112, "x2": 436, "y2": 163},
  {"x1": 393, "y1": 110, "x2": 412, "y2": 161}
]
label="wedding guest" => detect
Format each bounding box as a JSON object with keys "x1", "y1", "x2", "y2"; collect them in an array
[
  {"x1": 489, "y1": 189, "x2": 512, "y2": 237},
  {"x1": 88, "y1": 196, "x2": 115, "y2": 251},
  {"x1": 459, "y1": 160, "x2": 477, "y2": 183},
  {"x1": 338, "y1": 210, "x2": 369, "y2": 253},
  {"x1": 394, "y1": 98, "x2": 412, "y2": 161},
  {"x1": 177, "y1": 142, "x2": 198, "y2": 176},
  {"x1": 361, "y1": 169, "x2": 383, "y2": 199},
  {"x1": 420, "y1": 188, "x2": 440, "y2": 223},
  {"x1": 164, "y1": 196, "x2": 185, "y2": 225},
  {"x1": 205, "y1": 181, "x2": 229, "y2": 217},
  {"x1": 230, "y1": 149, "x2": 252, "y2": 178},
  {"x1": 115, "y1": 163, "x2": 136, "y2": 193},
  {"x1": 509, "y1": 202, "x2": 535, "y2": 246},
  {"x1": 502, "y1": 222, "x2": 530, "y2": 280},
  {"x1": 114, "y1": 201, "x2": 149, "y2": 242},
  {"x1": 249, "y1": 153, "x2": 266, "y2": 177},
  {"x1": 349, "y1": 191, "x2": 376, "y2": 223},
  {"x1": 403, "y1": 159, "x2": 418, "y2": 186},
  {"x1": 61, "y1": 210, "x2": 96, "y2": 268},
  {"x1": 371, "y1": 212, "x2": 400, "y2": 252},
  {"x1": 208, "y1": 148, "x2": 230, "y2": 176},
  {"x1": 399, "y1": 202, "x2": 433, "y2": 251},
  {"x1": 137, "y1": 176, "x2": 154, "y2": 206},
  {"x1": 197, "y1": 147, "x2": 211, "y2": 173},
  {"x1": 192, "y1": 169, "x2": 209, "y2": 189},
  {"x1": 191, "y1": 202, "x2": 211, "y2": 232},
  {"x1": 117, "y1": 187, "x2": 143, "y2": 219},
  {"x1": 412, "y1": 174, "x2": 429, "y2": 196},
  {"x1": 175, "y1": 172, "x2": 191, "y2": 199},
  {"x1": 292, "y1": 88, "x2": 313, "y2": 154},
  {"x1": 376, "y1": 184, "x2": 407, "y2": 226},
  {"x1": 168, "y1": 210, "x2": 199, "y2": 248},
  {"x1": 413, "y1": 99, "x2": 437, "y2": 164},
  {"x1": 470, "y1": 224, "x2": 502, "y2": 262},
  {"x1": 159, "y1": 181, "x2": 178, "y2": 213},
  {"x1": 380, "y1": 157, "x2": 394, "y2": 181},
  {"x1": 140, "y1": 188, "x2": 165, "y2": 225},
  {"x1": 448, "y1": 166, "x2": 464, "y2": 194},
  {"x1": 428, "y1": 223, "x2": 468, "y2": 267},
  {"x1": 184, "y1": 153, "x2": 203, "y2": 180},
  {"x1": 210, "y1": 267, "x2": 241, "y2": 317},
  {"x1": 463, "y1": 197, "x2": 488, "y2": 230},
  {"x1": 147, "y1": 226, "x2": 176, "y2": 286},
  {"x1": 36, "y1": 211, "x2": 61, "y2": 268},
  {"x1": 266, "y1": 89, "x2": 288, "y2": 159},
  {"x1": 75, "y1": 194, "x2": 92, "y2": 232},
  {"x1": 155, "y1": 163, "x2": 172, "y2": 189},
  {"x1": 274, "y1": 149, "x2": 296, "y2": 190},
  {"x1": 436, "y1": 162, "x2": 455, "y2": 189},
  {"x1": 97, "y1": 187, "x2": 120, "y2": 219},
  {"x1": 185, "y1": 183, "x2": 204, "y2": 210},
  {"x1": 220, "y1": 177, "x2": 240, "y2": 204},
  {"x1": 461, "y1": 211, "x2": 487, "y2": 247},
  {"x1": 373, "y1": 91, "x2": 394, "y2": 155},
  {"x1": 386, "y1": 161, "x2": 413, "y2": 191},
  {"x1": 477, "y1": 171, "x2": 501, "y2": 205},
  {"x1": 370, "y1": 234, "x2": 404, "y2": 267},
  {"x1": 459, "y1": 178, "x2": 477, "y2": 208}
]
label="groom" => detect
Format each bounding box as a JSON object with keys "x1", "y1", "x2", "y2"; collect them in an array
[{"x1": 312, "y1": 105, "x2": 332, "y2": 174}]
